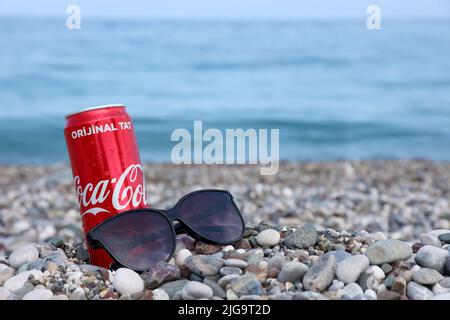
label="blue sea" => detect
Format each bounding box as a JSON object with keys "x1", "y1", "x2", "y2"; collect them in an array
[{"x1": 1, "y1": 18, "x2": 450, "y2": 163}]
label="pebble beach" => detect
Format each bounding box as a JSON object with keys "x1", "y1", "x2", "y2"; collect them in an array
[{"x1": 0, "y1": 160, "x2": 450, "y2": 300}]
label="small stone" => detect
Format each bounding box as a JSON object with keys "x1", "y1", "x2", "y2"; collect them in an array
[
  {"x1": 4, "y1": 269, "x2": 43, "y2": 293},
  {"x1": 284, "y1": 224, "x2": 318, "y2": 249},
  {"x1": 22, "y1": 288, "x2": 53, "y2": 300},
  {"x1": 378, "y1": 290, "x2": 401, "y2": 300},
  {"x1": 0, "y1": 267, "x2": 15, "y2": 286},
  {"x1": 438, "y1": 233, "x2": 450, "y2": 244},
  {"x1": 277, "y1": 261, "x2": 308, "y2": 283},
  {"x1": 384, "y1": 275, "x2": 396, "y2": 288},
  {"x1": 415, "y1": 245, "x2": 449, "y2": 273},
  {"x1": 256, "y1": 229, "x2": 280, "y2": 247},
  {"x1": 112, "y1": 268, "x2": 144, "y2": 295},
  {"x1": 152, "y1": 288, "x2": 169, "y2": 300},
  {"x1": 303, "y1": 254, "x2": 336, "y2": 292},
  {"x1": 293, "y1": 291, "x2": 328, "y2": 300},
  {"x1": 46, "y1": 262, "x2": 58, "y2": 273},
  {"x1": 226, "y1": 288, "x2": 239, "y2": 300},
  {"x1": 365, "y1": 240, "x2": 412, "y2": 265},
  {"x1": 324, "y1": 250, "x2": 351, "y2": 263},
  {"x1": 143, "y1": 262, "x2": 180, "y2": 289},
  {"x1": 69, "y1": 288, "x2": 86, "y2": 300},
  {"x1": 381, "y1": 263, "x2": 393, "y2": 274},
  {"x1": 432, "y1": 278, "x2": 450, "y2": 295},
  {"x1": 407, "y1": 282, "x2": 434, "y2": 300},
  {"x1": 0, "y1": 287, "x2": 11, "y2": 300},
  {"x1": 230, "y1": 273, "x2": 263, "y2": 296},
  {"x1": 246, "y1": 249, "x2": 264, "y2": 265},
  {"x1": 245, "y1": 264, "x2": 268, "y2": 281},
  {"x1": 159, "y1": 279, "x2": 189, "y2": 299},
  {"x1": 76, "y1": 245, "x2": 89, "y2": 262},
  {"x1": 340, "y1": 283, "x2": 363, "y2": 299},
  {"x1": 268, "y1": 253, "x2": 287, "y2": 270},
  {"x1": 48, "y1": 236, "x2": 64, "y2": 248},
  {"x1": 364, "y1": 289, "x2": 377, "y2": 300},
  {"x1": 336, "y1": 255, "x2": 369, "y2": 284},
  {"x1": 195, "y1": 241, "x2": 221, "y2": 255},
  {"x1": 431, "y1": 292, "x2": 450, "y2": 300},
  {"x1": 181, "y1": 281, "x2": 213, "y2": 300},
  {"x1": 412, "y1": 268, "x2": 443, "y2": 285},
  {"x1": 220, "y1": 267, "x2": 242, "y2": 276},
  {"x1": 8, "y1": 245, "x2": 39, "y2": 268},
  {"x1": 225, "y1": 259, "x2": 248, "y2": 269},
  {"x1": 391, "y1": 277, "x2": 407, "y2": 295},
  {"x1": 175, "y1": 249, "x2": 192, "y2": 266},
  {"x1": 218, "y1": 274, "x2": 240, "y2": 288},
  {"x1": 203, "y1": 277, "x2": 226, "y2": 298},
  {"x1": 368, "y1": 265, "x2": 385, "y2": 281},
  {"x1": 176, "y1": 235, "x2": 196, "y2": 251},
  {"x1": 185, "y1": 255, "x2": 224, "y2": 277},
  {"x1": 419, "y1": 233, "x2": 442, "y2": 247}
]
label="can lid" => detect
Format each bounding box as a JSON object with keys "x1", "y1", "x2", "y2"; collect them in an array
[{"x1": 65, "y1": 104, "x2": 126, "y2": 118}]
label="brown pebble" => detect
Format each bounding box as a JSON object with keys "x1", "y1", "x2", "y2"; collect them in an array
[
  {"x1": 233, "y1": 239, "x2": 252, "y2": 250},
  {"x1": 411, "y1": 242, "x2": 425, "y2": 253},
  {"x1": 245, "y1": 264, "x2": 268, "y2": 282},
  {"x1": 179, "y1": 265, "x2": 191, "y2": 278},
  {"x1": 391, "y1": 277, "x2": 407, "y2": 295},
  {"x1": 378, "y1": 290, "x2": 401, "y2": 300},
  {"x1": 267, "y1": 267, "x2": 280, "y2": 279},
  {"x1": 194, "y1": 241, "x2": 221, "y2": 255}
]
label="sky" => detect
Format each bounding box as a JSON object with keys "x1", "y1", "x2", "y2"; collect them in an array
[{"x1": 0, "y1": 0, "x2": 449, "y2": 20}]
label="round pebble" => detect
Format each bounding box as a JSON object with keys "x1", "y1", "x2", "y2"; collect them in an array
[
  {"x1": 181, "y1": 281, "x2": 213, "y2": 300},
  {"x1": 112, "y1": 268, "x2": 144, "y2": 295},
  {"x1": 175, "y1": 249, "x2": 192, "y2": 266},
  {"x1": 256, "y1": 229, "x2": 280, "y2": 247},
  {"x1": 8, "y1": 245, "x2": 39, "y2": 268},
  {"x1": 336, "y1": 255, "x2": 369, "y2": 284},
  {"x1": 22, "y1": 288, "x2": 53, "y2": 300}
]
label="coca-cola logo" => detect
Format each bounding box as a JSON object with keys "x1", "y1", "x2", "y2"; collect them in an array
[{"x1": 74, "y1": 164, "x2": 148, "y2": 217}]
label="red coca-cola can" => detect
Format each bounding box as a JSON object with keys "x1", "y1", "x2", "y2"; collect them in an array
[{"x1": 64, "y1": 104, "x2": 148, "y2": 268}]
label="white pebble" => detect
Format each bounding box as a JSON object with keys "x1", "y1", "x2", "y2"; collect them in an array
[
  {"x1": 367, "y1": 265, "x2": 385, "y2": 280},
  {"x1": 112, "y1": 268, "x2": 144, "y2": 295},
  {"x1": 175, "y1": 249, "x2": 192, "y2": 266},
  {"x1": 236, "y1": 249, "x2": 246, "y2": 254},
  {"x1": 8, "y1": 245, "x2": 39, "y2": 268},
  {"x1": 22, "y1": 288, "x2": 53, "y2": 300},
  {"x1": 0, "y1": 287, "x2": 11, "y2": 300},
  {"x1": 181, "y1": 281, "x2": 213, "y2": 300},
  {"x1": 256, "y1": 229, "x2": 280, "y2": 247},
  {"x1": 4, "y1": 270, "x2": 43, "y2": 293},
  {"x1": 365, "y1": 289, "x2": 377, "y2": 299},
  {"x1": 222, "y1": 245, "x2": 234, "y2": 252},
  {"x1": 152, "y1": 288, "x2": 169, "y2": 300}
]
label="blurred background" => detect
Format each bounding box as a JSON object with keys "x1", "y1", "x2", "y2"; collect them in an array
[{"x1": 0, "y1": 0, "x2": 449, "y2": 163}]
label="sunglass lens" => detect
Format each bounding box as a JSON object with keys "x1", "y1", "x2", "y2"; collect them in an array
[
  {"x1": 90, "y1": 210, "x2": 174, "y2": 271},
  {"x1": 178, "y1": 191, "x2": 244, "y2": 243}
]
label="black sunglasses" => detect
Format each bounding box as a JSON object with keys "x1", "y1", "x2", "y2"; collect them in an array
[{"x1": 86, "y1": 189, "x2": 245, "y2": 271}]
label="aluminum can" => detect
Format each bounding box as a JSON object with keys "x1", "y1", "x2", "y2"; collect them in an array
[{"x1": 64, "y1": 104, "x2": 148, "y2": 268}]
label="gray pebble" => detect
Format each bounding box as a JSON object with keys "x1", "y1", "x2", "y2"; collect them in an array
[
  {"x1": 365, "y1": 240, "x2": 412, "y2": 265},
  {"x1": 277, "y1": 261, "x2": 308, "y2": 283},
  {"x1": 284, "y1": 224, "x2": 318, "y2": 249},
  {"x1": 412, "y1": 268, "x2": 443, "y2": 285},
  {"x1": 303, "y1": 254, "x2": 336, "y2": 292},
  {"x1": 230, "y1": 273, "x2": 263, "y2": 296},
  {"x1": 220, "y1": 267, "x2": 243, "y2": 276},
  {"x1": 185, "y1": 255, "x2": 224, "y2": 277},
  {"x1": 407, "y1": 281, "x2": 434, "y2": 300},
  {"x1": 415, "y1": 245, "x2": 449, "y2": 273}
]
